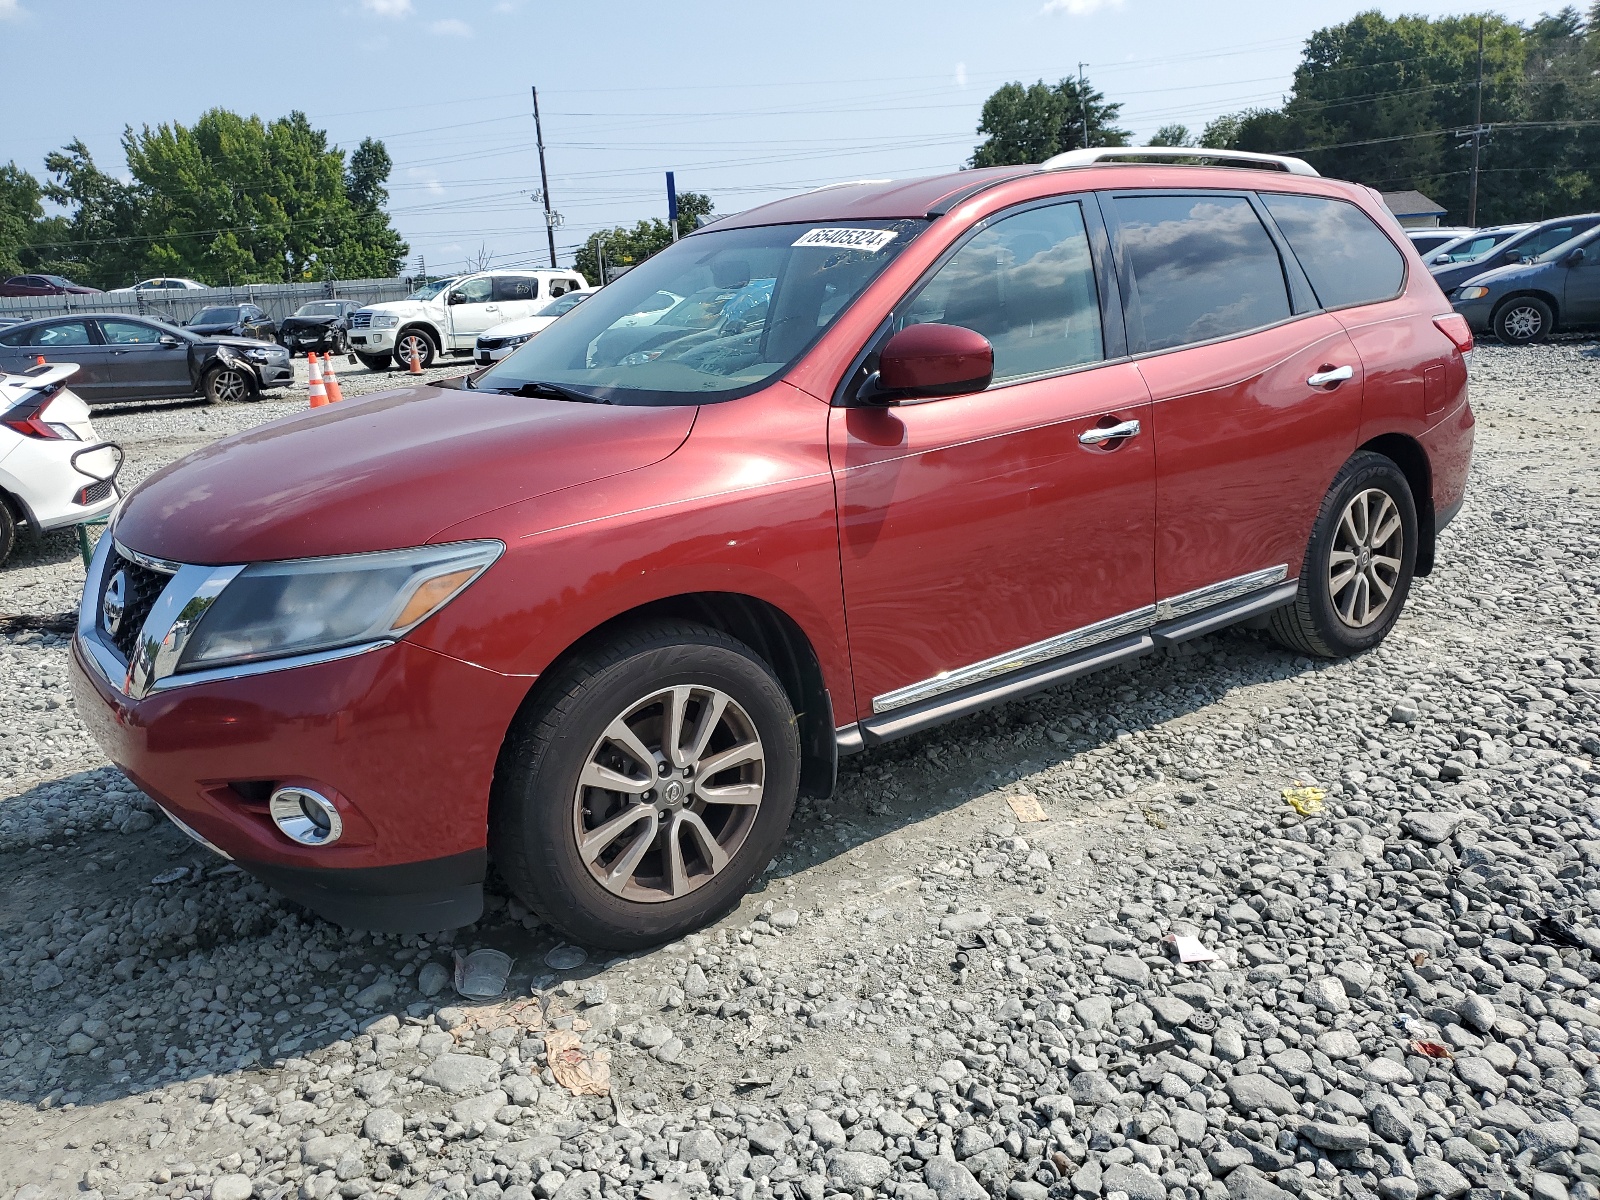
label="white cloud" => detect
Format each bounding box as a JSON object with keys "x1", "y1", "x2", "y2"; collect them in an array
[
  {"x1": 429, "y1": 17, "x2": 472, "y2": 36},
  {"x1": 407, "y1": 168, "x2": 445, "y2": 195},
  {"x1": 360, "y1": 0, "x2": 412, "y2": 16},
  {"x1": 1040, "y1": 0, "x2": 1123, "y2": 14},
  {"x1": 954, "y1": 62, "x2": 967, "y2": 89},
  {"x1": 0, "y1": 0, "x2": 24, "y2": 20}
]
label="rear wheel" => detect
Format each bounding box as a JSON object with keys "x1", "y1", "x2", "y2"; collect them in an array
[
  {"x1": 1493, "y1": 296, "x2": 1553, "y2": 344},
  {"x1": 1268, "y1": 451, "x2": 1418, "y2": 658},
  {"x1": 0, "y1": 495, "x2": 17, "y2": 566},
  {"x1": 395, "y1": 328, "x2": 435, "y2": 370},
  {"x1": 354, "y1": 351, "x2": 392, "y2": 372},
  {"x1": 203, "y1": 365, "x2": 256, "y2": 405},
  {"x1": 490, "y1": 620, "x2": 800, "y2": 949}
]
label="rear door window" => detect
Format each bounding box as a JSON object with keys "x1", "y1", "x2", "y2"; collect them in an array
[
  {"x1": 21, "y1": 320, "x2": 94, "y2": 347},
  {"x1": 1518, "y1": 224, "x2": 1583, "y2": 260},
  {"x1": 492, "y1": 276, "x2": 538, "y2": 302},
  {"x1": 99, "y1": 320, "x2": 163, "y2": 344},
  {"x1": 901, "y1": 200, "x2": 1104, "y2": 383},
  {"x1": 1260, "y1": 193, "x2": 1405, "y2": 309},
  {"x1": 1112, "y1": 193, "x2": 1291, "y2": 352}
]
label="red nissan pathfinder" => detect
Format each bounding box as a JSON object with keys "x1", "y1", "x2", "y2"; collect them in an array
[{"x1": 72, "y1": 149, "x2": 1475, "y2": 947}]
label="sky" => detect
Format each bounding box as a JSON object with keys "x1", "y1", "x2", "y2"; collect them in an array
[{"x1": 0, "y1": 0, "x2": 1569, "y2": 278}]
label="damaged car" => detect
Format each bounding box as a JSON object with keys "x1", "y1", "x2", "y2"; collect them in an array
[{"x1": 0, "y1": 313, "x2": 293, "y2": 404}]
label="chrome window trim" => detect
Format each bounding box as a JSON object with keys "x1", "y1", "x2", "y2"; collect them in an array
[{"x1": 870, "y1": 565, "x2": 1289, "y2": 715}]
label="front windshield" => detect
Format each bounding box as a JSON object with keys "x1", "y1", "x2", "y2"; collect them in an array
[
  {"x1": 474, "y1": 219, "x2": 926, "y2": 405},
  {"x1": 408, "y1": 278, "x2": 457, "y2": 301},
  {"x1": 190, "y1": 307, "x2": 238, "y2": 324},
  {"x1": 295, "y1": 302, "x2": 345, "y2": 317},
  {"x1": 538, "y1": 293, "x2": 587, "y2": 317}
]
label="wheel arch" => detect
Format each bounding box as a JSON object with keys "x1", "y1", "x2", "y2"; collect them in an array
[
  {"x1": 398, "y1": 321, "x2": 442, "y2": 351},
  {"x1": 1491, "y1": 289, "x2": 1561, "y2": 330},
  {"x1": 1358, "y1": 431, "x2": 1435, "y2": 575},
  {"x1": 498, "y1": 590, "x2": 841, "y2": 802}
]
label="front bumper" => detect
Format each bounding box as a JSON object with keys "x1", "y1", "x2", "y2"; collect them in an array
[
  {"x1": 1451, "y1": 293, "x2": 1496, "y2": 333},
  {"x1": 474, "y1": 342, "x2": 521, "y2": 366},
  {"x1": 252, "y1": 357, "x2": 294, "y2": 388},
  {"x1": 70, "y1": 616, "x2": 531, "y2": 932},
  {"x1": 350, "y1": 328, "x2": 395, "y2": 350}
]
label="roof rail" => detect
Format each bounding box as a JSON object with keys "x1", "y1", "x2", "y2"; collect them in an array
[{"x1": 1041, "y1": 146, "x2": 1320, "y2": 177}]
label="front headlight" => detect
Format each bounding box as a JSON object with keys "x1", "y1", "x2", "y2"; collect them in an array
[
  {"x1": 1457, "y1": 286, "x2": 1490, "y2": 300},
  {"x1": 176, "y1": 540, "x2": 502, "y2": 672},
  {"x1": 504, "y1": 333, "x2": 532, "y2": 348},
  {"x1": 371, "y1": 314, "x2": 400, "y2": 329},
  {"x1": 245, "y1": 347, "x2": 271, "y2": 362}
]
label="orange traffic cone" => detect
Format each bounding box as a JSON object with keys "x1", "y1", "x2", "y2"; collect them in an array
[
  {"x1": 322, "y1": 353, "x2": 344, "y2": 403},
  {"x1": 307, "y1": 353, "x2": 329, "y2": 408},
  {"x1": 406, "y1": 342, "x2": 423, "y2": 375}
]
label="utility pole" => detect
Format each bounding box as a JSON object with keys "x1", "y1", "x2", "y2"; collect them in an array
[
  {"x1": 1078, "y1": 62, "x2": 1090, "y2": 149},
  {"x1": 596, "y1": 234, "x2": 606, "y2": 286},
  {"x1": 531, "y1": 85, "x2": 558, "y2": 267},
  {"x1": 1467, "y1": 19, "x2": 1485, "y2": 227},
  {"x1": 666, "y1": 171, "x2": 679, "y2": 242}
]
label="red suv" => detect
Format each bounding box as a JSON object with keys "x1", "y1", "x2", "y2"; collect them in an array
[{"x1": 72, "y1": 149, "x2": 1474, "y2": 948}]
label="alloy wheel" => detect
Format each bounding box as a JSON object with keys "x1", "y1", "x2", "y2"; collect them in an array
[
  {"x1": 397, "y1": 331, "x2": 430, "y2": 368},
  {"x1": 210, "y1": 369, "x2": 247, "y2": 403},
  {"x1": 572, "y1": 685, "x2": 765, "y2": 903},
  {"x1": 1327, "y1": 487, "x2": 1404, "y2": 628},
  {"x1": 1502, "y1": 304, "x2": 1544, "y2": 341}
]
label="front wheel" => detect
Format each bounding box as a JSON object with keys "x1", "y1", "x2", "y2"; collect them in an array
[
  {"x1": 203, "y1": 365, "x2": 257, "y2": 405},
  {"x1": 1493, "y1": 296, "x2": 1553, "y2": 344},
  {"x1": 394, "y1": 328, "x2": 435, "y2": 370},
  {"x1": 1268, "y1": 451, "x2": 1418, "y2": 658},
  {"x1": 354, "y1": 351, "x2": 392, "y2": 372},
  {"x1": 0, "y1": 495, "x2": 16, "y2": 566},
  {"x1": 490, "y1": 621, "x2": 800, "y2": 949}
]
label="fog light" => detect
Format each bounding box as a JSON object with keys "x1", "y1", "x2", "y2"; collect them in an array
[{"x1": 268, "y1": 786, "x2": 343, "y2": 846}]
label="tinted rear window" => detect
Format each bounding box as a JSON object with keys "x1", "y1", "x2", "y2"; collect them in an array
[
  {"x1": 1262, "y1": 194, "x2": 1405, "y2": 309},
  {"x1": 1113, "y1": 194, "x2": 1291, "y2": 352}
]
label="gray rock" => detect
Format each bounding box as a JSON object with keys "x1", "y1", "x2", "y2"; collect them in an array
[
  {"x1": 1226, "y1": 1165, "x2": 1297, "y2": 1200},
  {"x1": 1102, "y1": 1165, "x2": 1165, "y2": 1200},
  {"x1": 808, "y1": 1111, "x2": 847, "y2": 1148},
  {"x1": 1103, "y1": 954, "x2": 1151, "y2": 985},
  {"x1": 678, "y1": 1128, "x2": 723, "y2": 1163},
  {"x1": 1074, "y1": 995, "x2": 1113, "y2": 1030},
  {"x1": 1317, "y1": 1029, "x2": 1361, "y2": 1059},
  {"x1": 1332, "y1": 960, "x2": 1374, "y2": 997},
  {"x1": 1459, "y1": 992, "x2": 1496, "y2": 1032},
  {"x1": 354, "y1": 978, "x2": 395, "y2": 1008},
  {"x1": 1412, "y1": 1157, "x2": 1471, "y2": 1198},
  {"x1": 417, "y1": 962, "x2": 450, "y2": 998},
  {"x1": 1214, "y1": 1027, "x2": 1247, "y2": 1062},
  {"x1": 1522, "y1": 1121, "x2": 1580, "y2": 1159},
  {"x1": 1067, "y1": 1071, "x2": 1122, "y2": 1106},
  {"x1": 1456, "y1": 1056, "x2": 1506, "y2": 1094},
  {"x1": 452, "y1": 1089, "x2": 509, "y2": 1128},
  {"x1": 119, "y1": 810, "x2": 156, "y2": 835},
  {"x1": 301, "y1": 1134, "x2": 359, "y2": 1170},
  {"x1": 939, "y1": 910, "x2": 992, "y2": 936},
  {"x1": 1225, "y1": 1074, "x2": 1298, "y2": 1115},
  {"x1": 923, "y1": 1155, "x2": 988, "y2": 1200},
  {"x1": 1390, "y1": 699, "x2": 1421, "y2": 724},
  {"x1": 421, "y1": 1053, "x2": 498, "y2": 1095},
  {"x1": 1298, "y1": 1120, "x2": 1369, "y2": 1151},
  {"x1": 211, "y1": 1176, "x2": 252, "y2": 1200},
  {"x1": 747, "y1": 1122, "x2": 789, "y2": 1154},
  {"x1": 1148, "y1": 994, "x2": 1195, "y2": 1027},
  {"x1": 1303, "y1": 975, "x2": 1351, "y2": 1014},
  {"x1": 1401, "y1": 810, "x2": 1466, "y2": 844},
  {"x1": 363, "y1": 1108, "x2": 404, "y2": 1146},
  {"x1": 828, "y1": 1152, "x2": 892, "y2": 1188}
]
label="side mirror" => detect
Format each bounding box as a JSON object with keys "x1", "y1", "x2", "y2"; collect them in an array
[
  {"x1": 448, "y1": 291, "x2": 466, "y2": 305},
  {"x1": 1566, "y1": 247, "x2": 1586, "y2": 266},
  {"x1": 860, "y1": 323, "x2": 994, "y2": 404},
  {"x1": 159, "y1": 334, "x2": 179, "y2": 347}
]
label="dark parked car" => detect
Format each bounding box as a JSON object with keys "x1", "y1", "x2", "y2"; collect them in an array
[
  {"x1": 0, "y1": 313, "x2": 292, "y2": 403},
  {"x1": 0, "y1": 274, "x2": 102, "y2": 297},
  {"x1": 185, "y1": 303, "x2": 277, "y2": 342},
  {"x1": 1451, "y1": 226, "x2": 1600, "y2": 343},
  {"x1": 1431, "y1": 214, "x2": 1600, "y2": 295},
  {"x1": 279, "y1": 299, "x2": 361, "y2": 356}
]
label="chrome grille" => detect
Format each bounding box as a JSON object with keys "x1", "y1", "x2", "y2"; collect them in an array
[
  {"x1": 101, "y1": 547, "x2": 173, "y2": 662},
  {"x1": 350, "y1": 311, "x2": 372, "y2": 330}
]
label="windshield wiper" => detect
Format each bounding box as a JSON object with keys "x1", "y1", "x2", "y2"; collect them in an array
[{"x1": 492, "y1": 380, "x2": 611, "y2": 404}]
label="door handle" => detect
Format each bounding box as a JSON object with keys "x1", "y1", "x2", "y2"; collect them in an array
[
  {"x1": 1307, "y1": 365, "x2": 1354, "y2": 387},
  {"x1": 1078, "y1": 419, "x2": 1141, "y2": 446}
]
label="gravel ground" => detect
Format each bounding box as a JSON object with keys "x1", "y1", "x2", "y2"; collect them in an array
[{"x1": 3, "y1": 339, "x2": 1600, "y2": 1200}]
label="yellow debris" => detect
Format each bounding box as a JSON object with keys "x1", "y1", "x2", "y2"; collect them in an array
[{"x1": 1281, "y1": 783, "x2": 1326, "y2": 816}]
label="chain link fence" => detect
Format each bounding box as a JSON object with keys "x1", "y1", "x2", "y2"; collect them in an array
[{"x1": 0, "y1": 278, "x2": 418, "y2": 327}]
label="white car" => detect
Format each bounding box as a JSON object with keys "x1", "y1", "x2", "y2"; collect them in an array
[
  {"x1": 111, "y1": 277, "x2": 209, "y2": 293},
  {"x1": 0, "y1": 363, "x2": 122, "y2": 565},
  {"x1": 473, "y1": 291, "x2": 591, "y2": 365},
  {"x1": 350, "y1": 268, "x2": 591, "y2": 371}
]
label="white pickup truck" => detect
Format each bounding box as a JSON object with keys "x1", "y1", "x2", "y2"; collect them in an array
[{"x1": 349, "y1": 268, "x2": 591, "y2": 370}]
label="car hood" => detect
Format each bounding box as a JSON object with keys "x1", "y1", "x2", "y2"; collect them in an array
[
  {"x1": 282, "y1": 315, "x2": 340, "y2": 328},
  {"x1": 112, "y1": 382, "x2": 697, "y2": 564},
  {"x1": 481, "y1": 316, "x2": 555, "y2": 339},
  {"x1": 361, "y1": 300, "x2": 437, "y2": 319},
  {"x1": 186, "y1": 322, "x2": 241, "y2": 336},
  {"x1": 1455, "y1": 259, "x2": 1556, "y2": 291},
  {"x1": 194, "y1": 334, "x2": 282, "y2": 352}
]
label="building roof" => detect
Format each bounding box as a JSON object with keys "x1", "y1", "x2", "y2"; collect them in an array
[{"x1": 1380, "y1": 190, "x2": 1447, "y2": 218}]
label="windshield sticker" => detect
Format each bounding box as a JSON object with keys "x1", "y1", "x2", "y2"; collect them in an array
[{"x1": 792, "y1": 227, "x2": 899, "y2": 253}]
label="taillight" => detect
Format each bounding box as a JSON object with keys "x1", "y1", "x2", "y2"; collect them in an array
[
  {"x1": 1432, "y1": 313, "x2": 1474, "y2": 355},
  {"x1": 2, "y1": 391, "x2": 67, "y2": 439}
]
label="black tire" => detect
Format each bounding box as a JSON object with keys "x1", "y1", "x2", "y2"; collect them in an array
[
  {"x1": 1268, "y1": 451, "x2": 1418, "y2": 659},
  {"x1": 355, "y1": 351, "x2": 392, "y2": 372},
  {"x1": 1492, "y1": 295, "x2": 1553, "y2": 344},
  {"x1": 394, "y1": 327, "x2": 435, "y2": 370},
  {"x1": 490, "y1": 620, "x2": 801, "y2": 949},
  {"x1": 203, "y1": 365, "x2": 257, "y2": 405},
  {"x1": 0, "y1": 495, "x2": 17, "y2": 567}
]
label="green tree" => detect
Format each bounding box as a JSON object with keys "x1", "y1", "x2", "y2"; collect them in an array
[
  {"x1": 1148, "y1": 124, "x2": 1198, "y2": 147},
  {"x1": 0, "y1": 163, "x2": 44, "y2": 278},
  {"x1": 574, "y1": 191, "x2": 713, "y2": 285},
  {"x1": 1203, "y1": 9, "x2": 1600, "y2": 224},
  {"x1": 969, "y1": 76, "x2": 1129, "y2": 168},
  {"x1": 33, "y1": 140, "x2": 142, "y2": 287}
]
